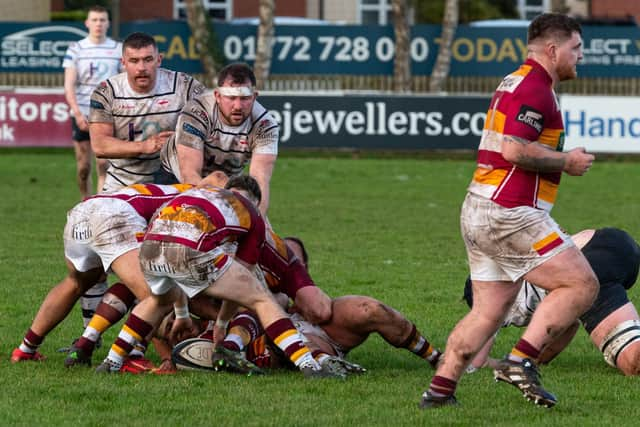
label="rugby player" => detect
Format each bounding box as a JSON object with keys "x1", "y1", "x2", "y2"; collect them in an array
[
  {"x1": 422, "y1": 13, "x2": 597, "y2": 409},
  {"x1": 11, "y1": 183, "x2": 192, "y2": 363},
  {"x1": 464, "y1": 228, "x2": 640, "y2": 376},
  {"x1": 89, "y1": 32, "x2": 205, "y2": 191},
  {"x1": 161, "y1": 62, "x2": 278, "y2": 215},
  {"x1": 95, "y1": 176, "x2": 340, "y2": 378},
  {"x1": 161, "y1": 237, "x2": 442, "y2": 376},
  {"x1": 62, "y1": 4, "x2": 122, "y2": 336}
]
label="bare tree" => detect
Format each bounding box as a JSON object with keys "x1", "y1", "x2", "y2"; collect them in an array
[
  {"x1": 254, "y1": 0, "x2": 275, "y2": 89},
  {"x1": 185, "y1": 0, "x2": 219, "y2": 85},
  {"x1": 429, "y1": 0, "x2": 458, "y2": 93},
  {"x1": 392, "y1": 0, "x2": 411, "y2": 92}
]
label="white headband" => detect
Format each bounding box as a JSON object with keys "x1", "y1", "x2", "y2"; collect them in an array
[{"x1": 217, "y1": 86, "x2": 255, "y2": 97}]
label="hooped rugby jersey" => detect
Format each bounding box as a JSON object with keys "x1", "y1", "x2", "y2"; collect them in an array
[
  {"x1": 144, "y1": 187, "x2": 265, "y2": 265},
  {"x1": 90, "y1": 183, "x2": 192, "y2": 221},
  {"x1": 258, "y1": 230, "x2": 316, "y2": 298},
  {"x1": 468, "y1": 59, "x2": 565, "y2": 212},
  {"x1": 62, "y1": 37, "x2": 122, "y2": 116},
  {"x1": 161, "y1": 91, "x2": 279, "y2": 181},
  {"x1": 90, "y1": 68, "x2": 205, "y2": 190}
]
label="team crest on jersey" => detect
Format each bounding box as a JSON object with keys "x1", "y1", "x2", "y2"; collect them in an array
[{"x1": 516, "y1": 105, "x2": 544, "y2": 133}]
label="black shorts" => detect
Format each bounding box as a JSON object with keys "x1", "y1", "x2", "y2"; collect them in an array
[
  {"x1": 71, "y1": 117, "x2": 90, "y2": 142},
  {"x1": 580, "y1": 281, "x2": 630, "y2": 334}
]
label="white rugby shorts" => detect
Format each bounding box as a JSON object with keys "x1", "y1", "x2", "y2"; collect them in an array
[
  {"x1": 63, "y1": 198, "x2": 146, "y2": 273},
  {"x1": 460, "y1": 192, "x2": 573, "y2": 282}
]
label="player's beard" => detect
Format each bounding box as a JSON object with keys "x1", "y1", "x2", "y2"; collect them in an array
[{"x1": 222, "y1": 110, "x2": 247, "y2": 126}]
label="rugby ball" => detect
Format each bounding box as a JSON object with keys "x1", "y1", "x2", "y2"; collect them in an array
[{"x1": 172, "y1": 338, "x2": 216, "y2": 371}]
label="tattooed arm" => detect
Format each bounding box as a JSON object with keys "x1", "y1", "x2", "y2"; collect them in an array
[{"x1": 502, "y1": 134, "x2": 594, "y2": 176}]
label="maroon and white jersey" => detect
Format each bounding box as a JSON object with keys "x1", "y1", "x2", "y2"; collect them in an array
[
  {"x1": 89, "y1": 183, "x2": 193, "y2": 221},
  {"x1": 90, "y1": 68, "x2": 205, "y2": 191},
  {"x1": 468, "y1": 59, "x2": 565, "y2": 212},
  {"x1": 259, "y1": 230, "x2": 315, "y2": 299},
  {"x1": 64, "y1": 183, "x2": 192, "y2": 273},
  {"x1": 161, "y1": 91, "x2": 279, "y2": 181},
  {"x1": 144, "y1": 186, "x2": 265, "y2": 265}
]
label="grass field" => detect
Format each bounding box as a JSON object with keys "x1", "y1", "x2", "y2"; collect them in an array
[{"x1": 1, "y1": 149, "x2": 639, "y2": 426}]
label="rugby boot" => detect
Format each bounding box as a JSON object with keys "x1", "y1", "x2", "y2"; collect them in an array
[
  {"x1": 418, "y1": 391, "x2": 458, "y2": 409},
  {"x1": 212, "y1": 346, "x2": 266, "y2": 376},
  {"x1": 120, "y1": 356, "x2": 155, "y2": 374},
  {"x1": 11, "y1": 348, "x2": 46, "y2": 363},
  {"x1": 64, "y1": 345, "x2": 92, "y2": 367},
  {"x1": 95, "y1": 358, "x2": 120, "y2": 374},
  {"x1": 493, "y1": 358, "x2": 557, "y2": 408},
  {"x1": 301, "y1": 360, "x2": 347, "y2": 379},
  {"x1": 321, "y1": 356, "x2": 366, "y2": 376}
]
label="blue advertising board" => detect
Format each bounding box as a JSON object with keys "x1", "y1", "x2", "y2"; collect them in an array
[{"x1": 1, "y1": 20, "x2": 639, "y2": 77}]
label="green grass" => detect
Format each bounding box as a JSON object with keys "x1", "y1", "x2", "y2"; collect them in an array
[{"x1": 1, "y1": 149, "x2": 639, "y2": 426}]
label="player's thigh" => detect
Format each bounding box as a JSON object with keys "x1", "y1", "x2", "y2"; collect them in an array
[
  {"x1": 202, "y1": 260, "x2": 271, "y2": 308},
  {"x1": 524, "y1": 245, "x2": 597, "y2": 292},
  {"x1": 110, "y1": 249, "x2": 150, "y2": 301}
]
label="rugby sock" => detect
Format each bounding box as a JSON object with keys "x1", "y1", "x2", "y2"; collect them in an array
[
  {"x1": 18, "y1": 328, "x2": 44, "y2": 354},
  {"x1": 264, "y1": 318, "x2": 319, "y2": 370},
  {"x1": 105, "y1": 313, "x2": 153, "y2": 370},
  {"x1": 76, "y1": 282, "x2": 136, "y2": 355},
  {"x1": 80, "y1": 280, "x2": 109, "y2": 328},
  {"x1": 508, "y1": 338, "x2": 540, "y2": 363},
  {"x1": 394, "y1": 324, "x2": 441, "y2": 367},
  {"x1": 222, "y1": 311, "x2": 262, "y2": 352},
  {"x1": 428, "y1": 375, "x2": 457, "y2": 398}
]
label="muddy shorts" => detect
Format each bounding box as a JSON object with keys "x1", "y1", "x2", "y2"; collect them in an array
[
  {"x1": 460, "y1": 192, "x2": 573, "y2": 282},
  {"x1": 139, "y1": 239, "x2": 237, "y2": 298},
  {"x1": 64, "y1": 198, "x2": 146, "y2": 273}
]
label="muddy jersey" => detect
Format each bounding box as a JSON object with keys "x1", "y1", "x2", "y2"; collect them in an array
[
  {"x1": 161, "y1": 91, "x2": 279, "y2": 181},
  {"x1": 259, "y1": 230, "x2": 315, "y2": 298},
  {"x1": 467, "y1": 59, "x2": 565, "y2": 212},
  {"x1": 62, "y1": 37, "x2": 122, "y2": 116},
  {"x1": 90, "y1": 68, "x2": 205, "y2": 191},
  {"x1": 144, "y1": 186, "x2": 265, "y2": 265},
  {"x1": 90, "y1": 183, "x2": 193, "y2": 221}
]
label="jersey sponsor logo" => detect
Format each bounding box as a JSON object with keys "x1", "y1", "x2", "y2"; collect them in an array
[
  {"x1": 90, "y1": 99, "x2": 105, "y2": 110},
  {"x1": 183, "y1": 122, "x2": 206, "y2": 140},
  {"x1": 516, "y1": 105, "x2": 544, "y2": 133}
]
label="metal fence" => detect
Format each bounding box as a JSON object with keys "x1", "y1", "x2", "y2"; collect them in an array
[{"x1": 2, "y1": 72, "x2": 640, "y2": 95}]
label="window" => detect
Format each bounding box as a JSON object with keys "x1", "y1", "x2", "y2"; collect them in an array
[
  {"x1": 516, "y1": 0, "x2": 550, "y2": 20},
  {"x1": 358, "y1": 0, "x2": 392, "y2": 25},
  {"x1": 174, "y1": 0, "x2": 232, "y2": 20}
]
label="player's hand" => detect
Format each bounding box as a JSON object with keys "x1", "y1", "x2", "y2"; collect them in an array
[
  {"x1": 75, "y1": 113, "x2": 89, "y2": 131},
  {"x1": 168, "y1": 316, "x2": 194, "y2": 346},
  {"x1": 563, "y1": 147, "x2": 595, "y2": 176},
  {"x1": 212, "y1": 322, "x2": 228, "y2": 346},
  {"x1": 142, "y1": 131, "x2": 174, "y2": 154}
]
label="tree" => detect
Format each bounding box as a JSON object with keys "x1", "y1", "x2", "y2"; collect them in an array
[
  {"x1": 185, "y1": 0, "x2": 220, "y2": 86},
  {"x1": 253, "y1": 0, "x2": 275, "y2": 89},
  {"x1": 392, "y1": 0, "x2": 411, "y2": 92},
  {"x1": 429, "y1": 0, "x2": 458, "y2": 92}
]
